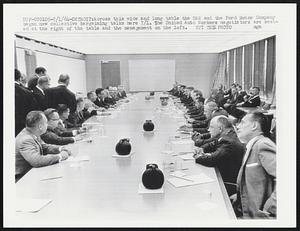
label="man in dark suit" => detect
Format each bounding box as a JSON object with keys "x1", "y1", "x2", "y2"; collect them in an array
[
  {"x1": 15, "y1": 69, "x2": 38, "y2": 136},
  {"x1": 193, "y1": 115, "x2": 245, "y2": 196},
  {"x1": 236, "y1": 87, "x2": 261, "y2": 107},
  {"x1": 41, "y1": 108, "x2": 80, "y2": 145},
  {"x1": 236, "y1": 85, "x2": 248, "y2": 103},
  {"x1": 94, "y1": 88, "x2": 110, "y2": 109},
  {"x1": 32, "y1": 76, "x2": 50, "y2": 111},
  {"x1": 46, "y1": 74, "x2": 77, "y2": 113},
  {"x1": 27, "y1": 66, "x2": 47, "y2": 91}
]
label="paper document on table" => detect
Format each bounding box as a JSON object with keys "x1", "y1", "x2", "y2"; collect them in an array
[
  {"x1": 66, "y1": 155, "x2": 90, "y2": 162},
  {"x1": 179, "y1": 153, "x2": 195, "y2": 160},
  {"x1": 170, "y1": 170, "x2": 187, "y2": 177},
  {"x1": 167, "y1": 173, "x2": 215, "y2": 188},
  {"x1": 16, "y1": 198, "x2": 52, "y2": 213},
  {"x1": 138, "y1": 183, "x2": 164, "y2": 194}
]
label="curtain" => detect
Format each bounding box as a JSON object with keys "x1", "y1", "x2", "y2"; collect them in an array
[
  {"x1": 244, "y1": 44, "x2": 253, "y2": 91},
  {"x1": 228, "y1": 50, "x2": 235, "y2": 85},
  {"x1": 24, "y1": 50, "x2": 37, "y2": 79},
  {"x1": 212, "y1": 52, "x2": 227, "y2": 89},
  {"x1": 266, "y1": 36, "x2": 276, "y2": 99},
  {"x1": 235, "y1": 47, "x2": 243, "y2": 85},
  {"x1": 253, "y1": 40, "x2": 265, "y2": 95}
]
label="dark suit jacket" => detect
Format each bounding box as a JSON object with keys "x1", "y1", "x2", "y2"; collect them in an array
[
  {"x1": 94, "y1": 97, "x2": 109, "y2": 109},
  {"x1": 241, "y1": 95, "x2": 261, "y2": 107},
  {"x1": 105, "y1": 96, "x2": 116, "y2": 105},
  {"x1": 41, "y1": 126, "x2": 75, "y2": 145},
  {"x1": 236, "y1": 91, "x2": 247, "y2": 104},
  {"x1": 46, "y1": 85, "x2": 76, "y2": 113},
  {"x1": 27, "y1": 75, "x2": 39, "y2": 91},
  {"x1": 195, "y1": 129, "x2": 245, "y2": 186},
  {"x1": 32, "y1": 87, "x2": 48, "y2": 111},
  {"x1": 67, "y1": 110, "x2": 91, "y2": 128},
  {"x1": 53, "y1": 125, "x2": 74, "y2": 137},
  {"x1": 15, "y1": 83, "x2": 38, "y2": 136}
]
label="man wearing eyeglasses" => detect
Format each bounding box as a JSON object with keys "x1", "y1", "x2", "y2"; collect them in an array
[{"x1": 41, "y1": 108, "x2": 83, "y2": 145}]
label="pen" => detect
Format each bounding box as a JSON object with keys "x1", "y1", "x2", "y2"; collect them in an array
[{"x1": 40, "y1": 176, "x2": 63, "y2": 181}]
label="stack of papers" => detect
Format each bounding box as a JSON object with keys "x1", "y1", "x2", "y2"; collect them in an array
[
  {"x1": 167, "y1": 173, "x2": 215, "y2": 188},
  {"x1": 16, "y1": 198, "x2": 52, "y2": 213}
]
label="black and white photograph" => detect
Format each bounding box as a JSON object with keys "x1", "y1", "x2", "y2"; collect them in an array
[{"x1": 3, "y1": 3, "x2": 296, "y2": 228}]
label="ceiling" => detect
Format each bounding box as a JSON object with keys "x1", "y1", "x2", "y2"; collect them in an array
[{"x1": 16, "y1": 31, "x2": 276, "y2": 54}]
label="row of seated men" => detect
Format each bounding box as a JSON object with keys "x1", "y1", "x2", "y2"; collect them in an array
[
  {"x1": 15, "y1": 67, "x2": 127, "y2": 182},
  {"x1": 168, "y1": 83, "x2": 276, "y2": 219},
  {"x1": 15, "y1": 67, "x2": 127, "y2": 136}
]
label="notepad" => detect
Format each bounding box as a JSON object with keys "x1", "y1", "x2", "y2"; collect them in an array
[
  {"x1": 112, "y1": 152, "x2": 134, "y2": 158},
  {"x1": 179, "y1": 153, "x2": 195, "y2": 160},
  {"x1": 66, "y1": 155, "x2": 90, "y2": 162},
  {"x1": 167, "y1": 173, "x2": 215, "y2": 188},
  {"x1": 138, "y1": 183, "x2": 164, "y2": 194},
  {"x1": 16, "y1": 198, "x2": 52, "y2": 213},
  {"x1": 170, "y1": 170, "x2": 187, "y2": 178}
]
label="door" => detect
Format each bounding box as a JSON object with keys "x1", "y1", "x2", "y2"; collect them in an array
[{"x1": 101, "y1": 61, "x2": 121, "y2": 88}]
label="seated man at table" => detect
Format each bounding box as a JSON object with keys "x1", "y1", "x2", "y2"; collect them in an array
[
  {"x1": 228, "y1": 87, "x2": 261, "y2": 120},
  {"x1": 95, "y1": 88, "x2": 110, "y2": 109},
  {"x1": 231, "y1": 112, "x2": 276, "y2": 219},
  {"x1": 15, "y1": 111, "x2": 71, "y2": 182},
  {"x1": 68, "y1": 97, "x2": 92, "y2": 128},
  {"x1": 41, "y1": 108, "x2": 82, "y2": 145},
  {"x1": 236, "y1": 87, "x2": 261, "y2": 107},
  {"x1": 87, "y1": 91, "x2": 101, "y2": 110},
  {"x1": 192, "y1": 108, "x2": 229, "y2": 147},
  {"x1": 179, "y1": 101, "x2": 218, "y2": 134},
  {"x1": 193, "y1": 115, "x2": 245, "y2": 196}
]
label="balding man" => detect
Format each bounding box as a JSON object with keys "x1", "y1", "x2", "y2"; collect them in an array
[
  {"x1": 32, "y1": 76, "x2": 50, "y2": 110},
  {"x1": 15, "y1": 111, "x2": 71, "y2": 182},
  {"x1": 47, "y1": 74, "x2": 77, "y2": 113},
  {"x1": 193, "y1": 115, "x2": 245, "y2": 196}
]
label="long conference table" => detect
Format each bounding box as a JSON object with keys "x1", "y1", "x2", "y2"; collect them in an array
[{"x1": 15, "y1": 92, "x2": 236, "y2": 227}]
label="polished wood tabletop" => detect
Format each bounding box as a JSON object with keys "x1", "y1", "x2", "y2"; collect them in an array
[{"x1": 15, "y1": 92, "x2": 236, "y2": 227}]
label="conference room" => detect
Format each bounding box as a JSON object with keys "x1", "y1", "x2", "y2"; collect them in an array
[{"x1": 4, "y1": 4, "x2": 296, "y2": 228}]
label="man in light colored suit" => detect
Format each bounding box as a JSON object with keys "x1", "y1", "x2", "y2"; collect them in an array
[
  {"x1": 231, "y1": 112, "x2": 276, "y2": 219},
  {"x1": 15, "y1": 111, "x2": 71, "y2": 182}
]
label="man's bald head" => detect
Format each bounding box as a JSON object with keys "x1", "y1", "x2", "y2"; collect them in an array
[
  {"x1": 58, "y1": 74, "x2": 70, "y2": 86},
  {"x1": 209, "y1": 115, "x2": 233, "y2": 138}
]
